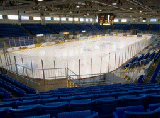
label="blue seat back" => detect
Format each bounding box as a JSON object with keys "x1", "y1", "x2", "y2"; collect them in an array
[
  {"x1": 116, "y1": 105, "x2": 144, "y2": 118},
  {"x1": 57, "y1": 110, "x2": 91, "y2": 118}
]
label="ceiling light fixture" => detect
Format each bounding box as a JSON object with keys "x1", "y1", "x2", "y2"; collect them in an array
[
  {"x1": 77, "y1": 5, "x2": 80, "y2": 8},
  {"x1": 112, "y1": 3, "x2": 117, "y2": 5},
  {"x1": 130, "y1": 8, "x2": 133, "y2": 9}
]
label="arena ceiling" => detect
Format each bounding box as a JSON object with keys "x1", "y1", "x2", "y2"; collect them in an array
[{"x1": 0, "y1": 0, "x2": 160, "y2": 18}]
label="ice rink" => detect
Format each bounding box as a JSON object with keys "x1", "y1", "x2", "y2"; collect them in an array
[{"x1": 1, "y1": 35, "x2": 151, "y2": 79}]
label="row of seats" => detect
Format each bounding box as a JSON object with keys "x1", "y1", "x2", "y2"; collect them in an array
[
  {"x1": 0, "y1": 78, "x2": 26, "y2": 97},
  {"x1": 0, "y1": 104, "x2": 98, "y2": 118},
  {"x1": 2, "y1": 92, "x2": 160, "y2": 117},
  {"x1": 0, "y1": 74, "x2": 36, "y2": 94},
  {"x1": 108, "y1": 24, "x2": 160, "y2": 32},
  {"x1": 22, "y1": 24, "x2": 54, "y2": 35},
  {"x1": 150, "y1": 61, "x2": 160, "y2": 83},
  {"x1": 123, "y1": 40, "x2": 160, "y2": 70},
  {"x1": 123, "y1": 24, "x2": 131, "y2": 30},
  {"x1": 3, "y1": 104, "x2": 160, "y2": 118},
  {"x1": 0, "y1": 23, "x2": 105, "y2": 38},
  {"x1": 151, "y1": 24, "x2": 160, "y2": 32},
  {"x1": 0, "y1": 87, "x2": 12, "y2": 99},
  {"x1": 123, "y1": 51, "x2": 157, "y2": 69},
  {"x1": 113, "y1": 104, "x2": 160, "y2": 118},
  {"x1": 113, "y1": 24, "x2": 123, "y2": 30},
  {"x1": 2, "y1": 83, "x2": 160, "y2": 102},
  {"x1": 76, "y1": 24, "x2": 94, "y2": 34},
  {"x1": 1, "y1": 23, "x2": 160, "y2": 38},
  {"x1": 132, "y1": 24, "x2": 150, "y2": 31}
]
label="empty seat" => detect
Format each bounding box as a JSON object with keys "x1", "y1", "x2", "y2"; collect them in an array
[
  {"x1": 97, "y1": 98, "x2": 121, "y2": 118},
  {"x1": 70, "y1": 99, "x2": 94, "y2": 112},
  {"x1": 9, "y1": 105, "x2": 43, "y2": 118},
  {"x1": 43, "y1": 102, "x2": 69, "y2": 117},
  {"x1": 124, "y1": 107, "x2": 160, "y2": 118},
  {"x1": 57, "y1": 110, "x2": 98, "y2": 118},
  {"x1": 113, "y1": 105, "x2": 145, "y2": 118},
  {"x1": 149, "y1": 103, "x2": 160, "y2": 111},
  {"x1": 25, "y1": 114, "x2": 51, "y2": 118}
]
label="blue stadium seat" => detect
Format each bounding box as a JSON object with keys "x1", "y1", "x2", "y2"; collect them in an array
[
  {"x1": 97, "y1": 98, "x2": 121, "y2": 118},
  {"x1": 9, "y1": 105, "x2": 43, "y2": 118},
  {"x1": 149, "y1": 103, "x2": 160, "y2": 111},
  {"x1": 57, "y1": 110, "x2": 98, "y2": 118},
  {"x1": 60, "y1": 96, "x2": 78, "y2": 102},
  {"x1": 25, "y1": 114, "x2": 51, "y2": 118},
  {"x1": 113, "y1": 105, "x2": 145, "y2": 118},
  {"x1": 124, "y1": 107, "x2": 160, "y2": 118},
  {"x1": 43, "y1": 102, "x2": 69, "y2": 117},
  {"x1": 70, "y1": 99, "x2": 94, "y2": 112}
]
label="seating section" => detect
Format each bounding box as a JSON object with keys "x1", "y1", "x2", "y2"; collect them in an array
[
  {"x1": 76, "y1": 24, "x2": 92, "y2": 32},
  {"x1": 113, "y1": 105, "x2": 145, "y2": 118},
  {"x1": 0, "y1": 78, "x2": 26, "y2": 97},
  {"x1": 62, "y1": 24, "x2": 82, "y2": 33},
  {"x1": 113, "y1": 24, "x2": 123, "y2": 30},
  {"x1": 0, "y1": 74, "x2": 36, "y2": 97},
  {"x1": 0, "y1": 24, "x2": 29, "y2": 37},
  {"x1": 22, "y1": 24, "x2": 54, "y2": 35},
  {"x1": 1, "y1": 23, "x2": 160, "y2": 38},
  {"x1": 150, "y1": 24, "x2": 160, "y2": 32},
  {"x1": 123, "y1": 40, "x2": 160, "y2": 71},
  {"x1": 122, "y1": 24, "x2": 131, "y2": 30},
  {"x1": 132, "y1": 24, "x2": 150, "y2": 31},
  {"x1": 123, "y1": 107, "x2": 160, "y2": 118},
  {"x1": 94, "y1": 24, "x2": 106, "y2": 34},
  {"x1": 112, "y1": 24, "x2": 160, "y2": 32},
  {"x1": 46, "y1": 24, "x2": 67, "y2": 34},
  {"x1": 86, "y1": 24, "x2": 100, "y2": 31},
  {"x1": 94, "y1": 24, "x2": 104, "y2": 30},
  {"x1": 1, "y1": 83, "x2": 160, "y2": 117},
  {"x1": 106, "y1": 25, "x2": 113, "y2": 30},
  {"x1": 57, "y1": 110, "x2": 98, "y2": 118},
  {"x1": 123, "y1": 50, "x2": 159, "y2": 70},
  {"x1": 0, "y1": 87, "x2": 12, "y2": 99}
]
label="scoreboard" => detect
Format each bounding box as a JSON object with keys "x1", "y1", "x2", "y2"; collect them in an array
[{"x1": 98, "y1": 13, "x2": 115, "y2": 25}]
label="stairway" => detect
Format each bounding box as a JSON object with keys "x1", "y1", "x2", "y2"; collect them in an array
[
  {"x1": 45, "y1": 25, "x2": 58, "y2": 34},
  {"x1": 112, "y1": 25, "x2": 115, "y2": 30},
  {"x1": 148, "y1": 25, "x2": 152, "y2": 32},
  {"x1": 20, "y1": 25, "x2": 35, "y2": 37},
  {"x1": 130, "y1": 25, "x2": 133, "y2": 30},
  {"x1": 120, "y1": 25, "x2": 125, "y2": 30}
]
